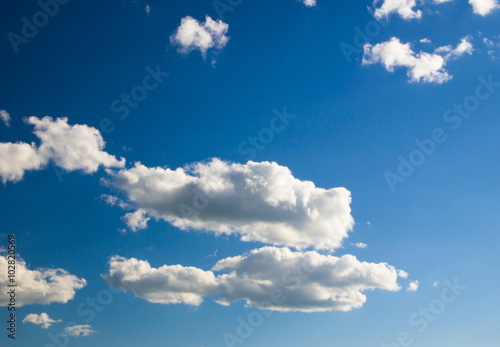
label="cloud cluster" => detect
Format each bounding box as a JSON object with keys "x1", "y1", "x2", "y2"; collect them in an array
[
  {"x1": 373, "y1": 0, "x2": 422, "y2": 20},
  {"x1": 23, "y1": 313, "x2": 62, "y2": 329},
  {"x1": 106, "y1": 158, "x2": 354, "y2": 250},
  {"x1": 0, "y1": 255, "x2": 86, "y2": 307},
  {"x1": 103, "y1": 247, "x2": 406, "y2": 312},
  {"x1": 0, "y1": 116, "x2": 124, "y2": 183},
  {"x1": 170, "y1": 16, "x2": 229, "y2": 57},
  {"x1": 362, "y1": 36, "x2": 473, "y2": 83}
]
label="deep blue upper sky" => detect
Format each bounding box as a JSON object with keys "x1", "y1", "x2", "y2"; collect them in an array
[{"x1": 1, "y1": 0, "x2": 500, "y2": 346}]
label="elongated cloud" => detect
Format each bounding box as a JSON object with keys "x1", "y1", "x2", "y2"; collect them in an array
[
  {"x1": 373, "y1": 0, "x2": 422, "y2": 20},
  {"x1": 0, "y1": 117, "x2": 124, "y2": 183},
  {"x1": 301, "y1": 0, "x2": 316, "y2": 6},
  {"x1": 170, "y1": 15, "x2": 229, "y2": 57},
  {"x1": 363, "y1": 36, "x2": 473, "y2": 83},
  {"x1": 103, "y1": 247, "x2": 406, "y2": 312},
  {"x1": 106, "y1": 158, "x2": 354, "y2": 250},
  {"x1": 64, "y1": 325, "x2": 96, "y2": 337},
  {"x1": 0, "y1": 255, "x2": 86, "y2": 307},
  {"x1": 23, "y1": 313, "x2": 62, "y2": 329}
]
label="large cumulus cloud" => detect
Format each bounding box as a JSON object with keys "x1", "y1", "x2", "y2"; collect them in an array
[
  {"x1": 106, "y1": 159, "x2": 354, "y2": 251},
  {"x1": 103, "y1": 247, "x2": 406, "y2": 312}
]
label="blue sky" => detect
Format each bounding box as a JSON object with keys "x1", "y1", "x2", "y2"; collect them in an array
[{"x1": 1, "y1": 0, "x2": 500, "y2": 346}]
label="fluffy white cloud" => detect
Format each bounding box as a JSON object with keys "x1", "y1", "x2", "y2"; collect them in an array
[
  {"x1": 0, "y1": 255, "x2": 86, "y2": 307},
  {"x1": 407, "y1": 280, "x2": 419, "y2": 291},
  {"x1": 29, "y1": 117, "x2": 125, "y2": 173},
  {"x1": 363, "y1": 36, "x2": 473, "y2": 83},
  {"x1": 64, "y1": 324, "x2": 95, "y2": 337},
  {"x1": 23, "y1": 313, "x2": 62, "y2": 329},
  {"x1": 103, "y1": 256, "x2": 218, "y2": 305},
  {"x1": 355, "y1": 242, "x2": 368, "y2": 248},
  {"x1": 0, "y1": 117, "x2": 124, "y2": 183},
  {"x1": 0, "y1": 110, "x2": 10, "y2": 127},
  {"x1": 106, "y1": 158, "x2": 354, "y2": 250},
  {"x1": 0, "y1": 142, "x2": 46, "y2": 183},
  {"x1": 122, "y1": 209, "x2": 150, "y2": 232},
  {"x1": 170, "y1": 16, "x2": 229, "y2": 57},
  {"x1": 104, "y1": 247, "x2": 406, "y2": 312},
  {"x1": 469, "y1": 0, "x2": 498, "y2": 15},
  {"x1": 301, "y1": 0, "x2": 316, "y2": 6},
  {"x1": 373, "y1": 0, "x2": 422, "y2": 20},
  {"x1": 434, "y1": 36, "x2": 474, "y2": 60}
]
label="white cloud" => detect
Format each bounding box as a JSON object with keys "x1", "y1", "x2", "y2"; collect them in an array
[
  {"x1": 420, "y1": 38, "x2": 432, "y2": 44},
  {"x1": 0, "y1": 142, "x2": 46, "y2": 183},
  {"x1": 0, "y1": 110, "x2": 11, "y2": 127},
  {"x1": 170, "y1": 16, "x2": 229, "y2": 58},
  {"x1": 433, "y1": 280, "x2": 439, "y2": 286},
  {"x1": 122, "y1": 209, "x2": 150, "y2": 232},
  {"x1": 64, "y1": 324, "x2": 96, "y2": 337},
  {"x1": 373, "y1": 0, "x2": 422, "y2": 20},
  {"x1": 104, "y1": 247, "x2": 407, "y2": 312},
  {"x1": 407, "y1": 280, "x2": 419, "y2": 291},
  {"x1": 469, "y1": 0, "x2": 498, "y2": 15},
  {"x1": 23, "y1": 313, "x2": 62, "y2": 329},
  {"x1": 29, "y1": 117, "x2": 125, "y2": 174},
  {"x1": 355, "y1": 242, "x2": 368, "y2": 248},
  {"x1": 0, "y1": 255, "x2": 86, "y2": 307},
  {"x1": 0, "y1": 117, "x2": 124, "y2": 183},
  {"x1": 434, "y1": 36, "x2": 474, "y2": 60},
  {"x1": 484, "y1": 37, "x2": 494, "y2": 46},
  {"x1": 363, "y1": 36, "x2": 474, "y2": 83},
  {"x1": 434, "y1": 0, "x2": 454, "y2": 3},
  {"x1": 301, "y1": 0, "x2": 317, "y2": 6},
  {"x1": 106, "y1": 158, "x2": 354, "y2": 251}
]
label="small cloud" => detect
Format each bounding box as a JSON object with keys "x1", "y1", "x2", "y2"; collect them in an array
[
  {"x1": 145, "y1": 4, "x2": 151, "y2": 14},
  {"x1": 170, "y1": 16, "x2": 229, "y2": 59},
  {"x1": 355, "y1": 242, "x2": 368, "y2": 249},
  {"x1": 420, "y1": 38, "x2": 432, "y2": 44},
  {"x1": 469, "y1": 0, "x2": 499, "y2": 16},
  {"x1": 64, "y1": 325, "x2": 96, "y2": 337},
  {"x1": 122, "y1": 208, "x2": 150, "y2": 232},
  {"x1": 301, "y1": 0, "x2": 317, "y2": 6},
  {"x1": 366, "y1": 221, "x2": 371, "y2": 226},
  {"x1": 397, "y1": 270, "x2": 409, "y2": 279},
  {"x1": 433, "y1": 280, "x2": 439, "y2": 287},
  {"x1": 373, "y1": 0, "x2": 422, "y2": 20},
  {"x1": 407, "y1": 280, "x2": 419, "y2": 291},
  {"x1": 483, "y1": 37, "x2": 494, "y2": 46},
  {"x1": 363, "y1": 36, "x2": 474, "y2": 83},
  {"x1": 100, "y1": 194, "x2": 128, "y2": 209},
  {"x1": 23, "y1": 313, "x2": 62, "y2": 329},
  {"x1": 0, "y1": 110, "x2": 11, "y2": 127}
]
